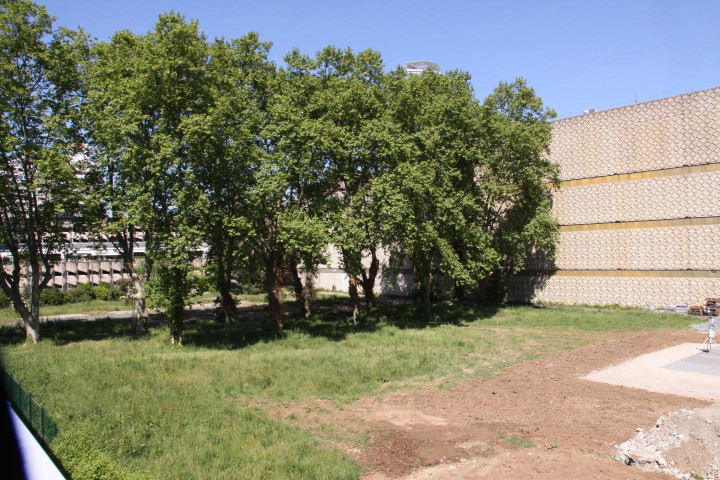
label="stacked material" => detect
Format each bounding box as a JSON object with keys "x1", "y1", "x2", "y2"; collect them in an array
[
  {"x1": 687, "y1": 304, "x2": 705, "y2": 316},
  {"x1": 706, "y1": 298, "x2": 719, "y2": 317}
]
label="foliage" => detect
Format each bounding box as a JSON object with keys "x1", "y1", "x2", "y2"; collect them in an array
[
  {"x1": 497, "y1": 432, "x2": 537, "y2": 448},
  {"x1": 38, "y1": 283, "x2": 126, "y2": 306},
  {"x1": 187, "y1": 273, "x2": 214, "y2": 296},
  {"x1": 0, "y1": 290, "x2": 10, "y2": 308},
  {"x1": 40, "y1": 288, "x2": 67, "y2": 306},
  {"x1": 478, "y1": 78, "x2": 558, "y2": 283},
  {"x1": 94, "y1": 282, "x2": 110, "y2": 301},
  {"x1": 0, "y1": 0, "x2": 89, "y2": 342},
  {"x1": 53, "y1": 428, "x2": 157, "y2": 480},
  {"x1": 67, "y1": 283, "x2": 95, "y2": 303},
  {"x1": 114, "y1": 278, "x2": 132, "y2": 293}
]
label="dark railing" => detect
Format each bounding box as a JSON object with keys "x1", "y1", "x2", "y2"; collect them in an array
[{"x1": 1, "y1": 366, "x2": 59, "y2": 444}]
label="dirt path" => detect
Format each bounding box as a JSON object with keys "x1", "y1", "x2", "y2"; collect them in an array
[{"x1": 286, "y1": 329, "x2": 714, "y2": 479}]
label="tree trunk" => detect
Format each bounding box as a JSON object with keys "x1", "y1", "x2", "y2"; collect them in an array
[
  {"x1": 167, "y1": 266, "x2": 185, "y2": 345},
  {"x1": 348, "y1": 276, "x2": 361, "y2": 325},
  {"x1": 290, "y1": 262, "x2": 311, "y2": 318},
  {"x1": 265, "y1": 260, "x2": 283, "y2": 332},
  {"x1": 454, "y1": 283, "x2": 465, "y2": 300},
  {"x1": 360, "y1": 248, "x2": 379, "y2": 308},
  {"x1": 476, "y1": 277, "x2": 487, "y2": 303},
  {"x1": 130, "y1": 259, "x2": 151, "y2": 334},
  {"x1": 423, "y1": 277, "x2": 432, "y2": 318},
  {"x1": 216, "y1": 241, "x2": 237, "y2": 322},
  {"x1": 25, "y1": 267, "x2": 42, "y2": 344}
]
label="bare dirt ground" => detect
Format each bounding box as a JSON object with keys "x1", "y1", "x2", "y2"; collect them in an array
[{"x1": 275, "y1": 329, "x2": 717, "y2": 479}]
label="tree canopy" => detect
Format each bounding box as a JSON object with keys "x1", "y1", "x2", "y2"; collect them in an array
[
  {"x1": 0, "y1": 0, "x2": 88, "y2": 343},
  {"x1": 2, "y1": 2, "x2": 559, "y2": 341}
]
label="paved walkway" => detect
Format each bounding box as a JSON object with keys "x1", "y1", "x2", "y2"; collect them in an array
[{"x1": 583, "y1": 342, "x2": 720, "y2": 401}]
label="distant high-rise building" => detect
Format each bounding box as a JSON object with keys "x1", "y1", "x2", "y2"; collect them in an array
[{"x1": 402, "y1": 60, "x2": 440, "y2": 75}]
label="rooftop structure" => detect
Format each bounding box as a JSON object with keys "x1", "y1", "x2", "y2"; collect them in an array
[{"x1": 402, "y1": 60, "x2": 440, "y2": 75}]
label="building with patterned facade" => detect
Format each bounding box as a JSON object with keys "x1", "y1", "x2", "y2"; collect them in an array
[{"x1": 512, "y1": 86, "x2": 720, "y2": 307}]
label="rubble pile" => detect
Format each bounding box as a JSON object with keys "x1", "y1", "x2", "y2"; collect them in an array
[{"x1": 616, "y1": 405, "x2": 720, "y2": 480}]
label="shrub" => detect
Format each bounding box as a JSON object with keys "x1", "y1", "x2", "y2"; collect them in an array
[
  {"x1": 114, "y1": 278, "x2": 132, "y2": 293},
  {"x1": 53, "y1": 429, "x2": 156, "y2": 480},
  {"x1": 40, "y1": 288, "x2": 68, "y2": 306},
  {"x1": 95, "y1": 282, "x2": 110, "y2": 301},
  {"x1": 67, "y1": 283, "x2": 95, "y2": 303},
  {"x1": 0, "y1": 290, "x2": 10, "y2": 309},
  {"x1": 107, "y1": 286, "x2": 124, "y2": 301},
  {"x1": 188, "y1": 273, "x2": 214, "y2": 296}
]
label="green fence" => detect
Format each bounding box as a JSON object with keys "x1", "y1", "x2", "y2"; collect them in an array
[{"x1": 1, "y1": 366, "x2": 59, "y2": 444}]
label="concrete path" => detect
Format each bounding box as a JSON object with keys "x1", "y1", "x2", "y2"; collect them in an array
[{"x1": 583, "y1": 342, "x2": 720, "y2": 401}]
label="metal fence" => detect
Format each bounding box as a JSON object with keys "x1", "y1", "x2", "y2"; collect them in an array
[{"x1": 1, "y1": 366, "x2": 59, "y2": 444}]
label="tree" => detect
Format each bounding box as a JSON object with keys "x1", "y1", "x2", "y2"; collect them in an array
[
  {"x1": 374, "y1": 68, "x2": 493, "y2": 316},
  {"x1": 0, "y1": 0, "x2": 88, "y2": 343},
  {"x1": 475, "y1": 78, "x2": 558, "y2": 301},
  {"x1": 86, "y1": 13, "x2": 211, "y2": 344},
  {"x1": 308, "y1": 46, "x2": 392, "y2": 322},
  {"x1": 244, "y1": 49, "x2": 332, "y2": 331},
  {"x1": 84, "y1": 29, "x2": 149, "y2": 334},
  {"x1": 189, "y1": 32, "x2": 273, "y2": 323}
]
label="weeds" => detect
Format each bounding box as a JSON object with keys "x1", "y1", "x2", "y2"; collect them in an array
[{"x1": 497, "y1": 432, "x2": 537, "y2": 448}]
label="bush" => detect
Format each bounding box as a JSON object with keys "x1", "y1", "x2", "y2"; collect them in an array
[
  {"x1": 40, "y1": 288, "x2": 68, "y2": 306},
  {"x1": 53, "y1": 429, "x2": 156, "y2": 480},
  {"x1": 67, "y1": 283, "x2": 95, "y2": 303},
  {"x1": 188, "y1": 273, "x2": 214, "y2": 296},
  {"x1": 114, "y1": 278, "x2": 132, "y2": 293},
  {"x1": 107, "y1": 285, "x2": 125, "y2": 301},
  {"x1": 95, "y1": 283, "x2": 110, "y2": 301},
  {"x1": 0, "y1": 290, "x2": 10, "y2": 309}
]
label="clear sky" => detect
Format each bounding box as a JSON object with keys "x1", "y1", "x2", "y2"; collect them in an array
[{"x1": 41, "y1": 0, "x2": 720, "y2": 119}]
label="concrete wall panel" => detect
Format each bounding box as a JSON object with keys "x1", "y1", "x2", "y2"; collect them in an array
[
  {"x1": 513, "y1": 275, "x2": 720, "y2": 307},
  {"x1": 552, "y1": 88, "x2": 720, "y2": 181},
  {"x1": 552, "y1": 171, "x2": 720, "y2": 225}
]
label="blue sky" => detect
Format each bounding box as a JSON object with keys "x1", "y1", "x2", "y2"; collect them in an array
[{"x1": 42, "y1": 0, "x2": 720, "y2": 119}]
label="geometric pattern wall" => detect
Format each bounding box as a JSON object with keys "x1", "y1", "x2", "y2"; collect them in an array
[
  {"x1": 515, "y1": 86, "x2": 720, "y2": 307},
  {"x1": 514, "y1": 275, "x2": 720, "y2": 307},
  {"x1": 552, "y1": 170, "x2": 720, "y2": 225},
  {"x1": 527, "y1": 223, "x2": 720, "y2": 271},
  {"x1": 551, "y1": 88, "x2": 720, "y2": 181}
]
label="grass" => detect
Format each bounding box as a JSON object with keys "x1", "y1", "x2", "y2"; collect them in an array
[
  {"x1": 497, "y1": 432, "x2": 537, "y2": 448},
  {"x1": 0, "y1": 300, "x2": 695, "y2": 479}
]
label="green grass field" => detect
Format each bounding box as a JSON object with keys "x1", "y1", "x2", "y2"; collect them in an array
[{"x1": 0, "y1": 299, "x2": 694, "y2": 480}]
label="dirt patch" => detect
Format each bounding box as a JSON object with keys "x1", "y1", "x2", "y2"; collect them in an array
[{"x1": 277, "y1": 329, "x2": 716, "y2": 479}]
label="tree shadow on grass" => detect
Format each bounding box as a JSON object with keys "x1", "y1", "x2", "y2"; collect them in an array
[
  {"x1": 0, "y1": 299, "x2": 503, "y2": 350},
  {"x1": 185, "y1": 299, "x2": 501, "y2": 349},
  {"x1": 0, "y1": 318, "x2": 140, "y2": 347}
]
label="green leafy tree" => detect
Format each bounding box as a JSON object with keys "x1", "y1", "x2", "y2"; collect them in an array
[
  {"x1": 189, "y1": 32, "x2": 273, "y2": 323},
  {"x1": 374, "y1": 69, "x2": 494, "y2": 316},
  {"x1": 0, "y1": 0, "x2": 88, "y2": 343},
  {"x1": 475, "y1": 78, "x2": 558, "y2": 301},
  {"x1": 244, "y1": 50, "x2": 332, "y2": 331},
  {"x1": 306, "y1": 46, "x2": 392, "y2": 322},
  {"x1": 86, "y1": 13, "x2": 210, "y2": 344}
]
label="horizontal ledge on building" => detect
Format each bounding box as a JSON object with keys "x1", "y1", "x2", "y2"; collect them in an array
[
  {"x1": 558, "y1": 216, "x2": 720, "y2": 231},
  {"x1": 518, "y1": 269, "x2": 720, "y2": 278},
  {"x1": 549, "y1": 162, "x2": 720, "y2": 189}
]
